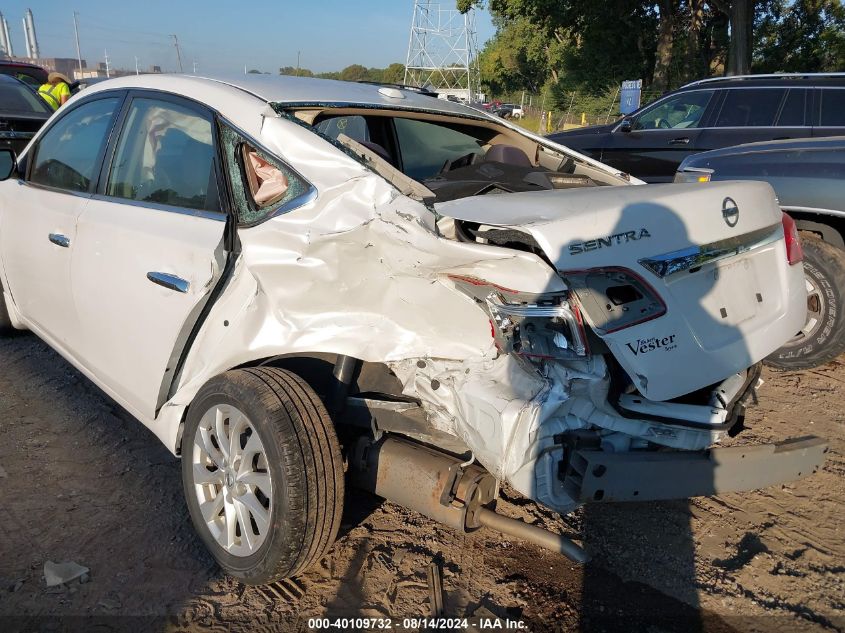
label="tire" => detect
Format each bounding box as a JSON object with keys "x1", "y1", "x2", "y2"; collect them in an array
[
  {"x1": 181, "y1": 367, "x2": 344, "y2": 584},
  {"x1": 766, "y1": 235, "x2": 845, "y2": 369},
  {"x1": 0, "y1": 281, "x2": 15, "y2": 335}
]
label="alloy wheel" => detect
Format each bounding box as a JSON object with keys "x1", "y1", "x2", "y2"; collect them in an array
[{"x1": 190, "y1": 405, "x2": 272, "y2": 557}]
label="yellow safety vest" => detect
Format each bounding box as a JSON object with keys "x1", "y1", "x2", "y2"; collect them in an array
[{"x1": 38, "y1": 82, "x2": 70, "y2": 110}]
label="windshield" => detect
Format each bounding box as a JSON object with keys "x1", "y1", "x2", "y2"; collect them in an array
[{"x1": 0, "y1": 81, "x2": 51, "y2": 115}]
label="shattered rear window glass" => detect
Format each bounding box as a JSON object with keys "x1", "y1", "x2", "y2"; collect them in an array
[
  {"x1": 220, "y1": 125, "x2": 309, "y2": 224},
  {"x1": 315, "y1": 115, "x2": 370, "y2": 143}
]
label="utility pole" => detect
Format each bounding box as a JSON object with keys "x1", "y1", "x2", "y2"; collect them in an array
[
  {"x1": 296, "y1": 51, "x2": 300, "y2": 76},
  {"x1": 104, "y1": 49, "x2": 110, "y2": 78},
  {"x1": 72, "y1": 12, "x2": 82, "y2": 74},
  {"x1": 170, "y1": 34, "x2": 183, "y2": 72},
  {"x1": 134, "y1": 56, "x2": 139, "y2": 75},
  {"x1": 405, "y1": 1, "x2": 480, "y2": 103},
  {"x1": 192, "y1": 60, "x2": 197, "y2": 74}
]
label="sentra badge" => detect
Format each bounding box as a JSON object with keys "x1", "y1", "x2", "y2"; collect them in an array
[{"x1": 569, "y1": 228, "x2": 651, "y2": 255}]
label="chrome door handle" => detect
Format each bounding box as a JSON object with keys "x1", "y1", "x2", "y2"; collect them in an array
[
  {"x1": 146, "y1": 272, "x2": 190, "y2": 293},
  {"x1": 48, "y1": 233, "x2": 70, "y2": 248},
  {"x1": 668, "y1": 137, "x2": 690, "y2": 145}
]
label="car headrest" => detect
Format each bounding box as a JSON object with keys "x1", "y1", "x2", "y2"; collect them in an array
[{"x1": 484, "y1": 144, "x2": 532, "y2": 168}]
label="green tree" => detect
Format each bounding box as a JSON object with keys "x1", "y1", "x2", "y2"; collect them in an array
[
  {"x1": 340, "y1": 64, "x2": 369, "y2": 82},
  {"x1": 477, "y1": 16, "x2": 557, "y2": 94},
  {"x1": 461, "y1": 0, "x2": 840, "y2": 95},
  {"x1": 708, "y1": 0, "x2": 756, "y2": 74},
  {"x1": 465, "y1": 0, "x2": 660, "y2": 94},
  {"x1": 754, "y1": 0, "x2": 845, "y2": 71},
  {"x1": 366, "y1": 67, "x2": 385, "y2": 83},
  {"x1": 279, "y1": 66, "x2": 314, "y2": 77},
  {"x1": 382, "y1": 62, "x2": 407, "y2": 84}
]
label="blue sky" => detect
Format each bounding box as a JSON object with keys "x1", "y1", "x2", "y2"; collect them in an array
[{"x1": 3, "y1": 1, "x2": 495, "y2": 74}]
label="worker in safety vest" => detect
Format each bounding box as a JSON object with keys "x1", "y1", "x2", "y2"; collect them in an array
[{"x1": 38, "y1": 72, "x2": 72, "y2": 110}]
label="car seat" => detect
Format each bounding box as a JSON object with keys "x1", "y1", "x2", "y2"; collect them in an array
[{"x1": 484, "y1": 144, "x2": 532, "y2": 168}]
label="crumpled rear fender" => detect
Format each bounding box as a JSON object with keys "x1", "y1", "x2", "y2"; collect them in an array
[{"x1": 156, "y1": 171, "x2": 563, "y2": 454}]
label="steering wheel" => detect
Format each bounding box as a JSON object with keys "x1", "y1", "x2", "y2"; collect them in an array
[{"x1": 656, "y1": 118, "x2": 671, "y2": 129}]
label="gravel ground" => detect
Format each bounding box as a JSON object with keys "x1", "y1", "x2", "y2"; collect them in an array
[{"x1": 0, "y1": 334, "x2": 842, "y2": 632}]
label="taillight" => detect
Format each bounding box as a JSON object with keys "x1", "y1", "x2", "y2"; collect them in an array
[
  {"x1": 447, "y1": 274, "x2": 588, "y2": 356},
  {"x1": 560, "y1": 267, "x2": 666, "y2": 334},
  {"x1": 674, "y1": 168, "x2": 713, "y2": 183},
  {"x1": 781, "y1": 212, "x2": 803, "y2": 266}
]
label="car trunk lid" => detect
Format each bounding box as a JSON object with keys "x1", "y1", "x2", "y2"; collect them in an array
[{"x1": 436, "y1": 182, "x2": 807, "y2": 400}]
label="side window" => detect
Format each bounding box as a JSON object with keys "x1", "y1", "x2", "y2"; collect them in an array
[
  {"x1": 0, "y1": 80, "x2": 51, "y2": 114},
  {"x1": 106, "y1": 98, "x2": 219, "y2": 211},
  {"x1": 393, "y1": 118, "x2": 482, "y2": 180},
  {"x1": 714, "y1": 89, "x2": 786, "y2": 127},
  {"x1": 633, "y1": 90, "x2": 714, "y2": 130},
  {"x1": 16, "y1": 72, "x2": 42, "y2": 87},
  {"x1": 219, "y1": 125, "x2": 311, "y2": 225},
  {"x1": 315, "y1": 116, "x2": 370, "y2": 142},
  {"x1": 29, "y1": 96, "x2": 120, "y2": 193},
  {"x1": 819, "y1": 89, "x2": 845, "y2": 127},
  {"x1": 776, "y1": 89, "x2": 806, "y2": 126}
]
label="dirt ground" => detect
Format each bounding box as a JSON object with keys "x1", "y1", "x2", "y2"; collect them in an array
[{"x1": 0, "y1": 334, "x2": 843, "y2": 632}]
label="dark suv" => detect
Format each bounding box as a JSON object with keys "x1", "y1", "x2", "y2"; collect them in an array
[{"x1": 548, "y1": 73, "x2": 845, "y2": 182}]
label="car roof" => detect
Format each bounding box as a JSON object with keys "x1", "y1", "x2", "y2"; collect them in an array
[
  {"x1": 0, "y1": 60, "x2": 47, "y2": 71},
  {"x1": 618, "y1": 72, "x2": 845, "y2": 121},
  {"x1": 680, "y1": 73, "x2": 845, "y2": 89},
  {"x1": 77, "y1": 73, "x2": 634, "y2": 184},
  {"x1": 683, "y1": 136, "x2": 845, "y2": 164},
  {"x1": 214, "y1": 73, "x2": 488, "y2": 117},
  {"x1": 84, "y1": 73, "x2": 490, "y2": 120}
]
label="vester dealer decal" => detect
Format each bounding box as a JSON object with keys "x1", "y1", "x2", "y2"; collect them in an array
[
  {"x1": 568, "y1": 228, "x2": 651, "y2": 255},
  {"x1": 626, "y1": 334, "x2": 677, "y2": 356}
]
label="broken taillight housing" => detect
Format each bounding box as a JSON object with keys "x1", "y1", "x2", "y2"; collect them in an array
[
  {"x1": 560, "y1": 267, "x2": 666, "y2": 334},
  {"x1": 781, "y1": 212, "x2": 804, "y2": 266},
  {"x1": 447, "y1": 274, "x2": 588, "y2": 357}
]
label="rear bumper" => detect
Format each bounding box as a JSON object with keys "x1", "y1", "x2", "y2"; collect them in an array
[{"x1": 563, "y1": 436, "x2": 828, "y2": 503}]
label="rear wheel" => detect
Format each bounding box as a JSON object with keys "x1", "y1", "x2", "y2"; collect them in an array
[
  {"x1": 182, "y1": 367, "x2": 344, "y2": 584},
  {"x1": 767, "y1": 235, "x2": 845, "y2": 369}
]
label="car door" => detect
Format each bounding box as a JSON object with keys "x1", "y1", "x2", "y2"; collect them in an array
[
  {"x1": 70, "y1": 92, "x2": 229, "y2": 421},
  {"x1": 811, "y1": 87, "x2": 845, "y2": 137},
  {"x1": 601, "y1": 89, "x2": 717, "y2": 182},
  {"x1": 0, "y1": 94, "x2": 123, "y2": 354},
  {"x1": 697, "y1": 87, "x2": 811, "y2": 153}
]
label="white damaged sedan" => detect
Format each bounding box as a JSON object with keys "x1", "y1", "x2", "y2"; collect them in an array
[{"x1": 0, "y1": 74, "x2": 827, "y2": 583}]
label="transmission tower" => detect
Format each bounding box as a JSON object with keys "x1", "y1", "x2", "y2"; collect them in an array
[{"x1": 404, "y1": 1, "x2": 481, "y2": 102}]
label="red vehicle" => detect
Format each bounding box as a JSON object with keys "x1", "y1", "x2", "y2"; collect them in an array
[
  {"x1": 0, "y1": 74, "x2": 51, "y2": 154},
  {"x1": 0, "y1": 61, "x2": 49, "y2": 89}
]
